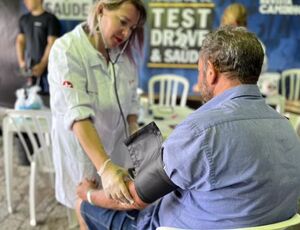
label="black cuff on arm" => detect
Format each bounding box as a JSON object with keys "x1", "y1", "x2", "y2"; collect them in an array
[
  {"x1": 124, "y1": 122, "x2": 178, "y2": 204},
  {"x1": 134, "y1": 148, "x2": 178, "y2": 203}
]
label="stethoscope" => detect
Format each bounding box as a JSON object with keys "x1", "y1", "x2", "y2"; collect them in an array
[{"x1": 97, "y1": 17, "x2": 131, "y2": 138}]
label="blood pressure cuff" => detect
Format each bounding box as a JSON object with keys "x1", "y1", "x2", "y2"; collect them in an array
[{"x1": 124, "y1": 122, "x2": 178, "y2": 203}]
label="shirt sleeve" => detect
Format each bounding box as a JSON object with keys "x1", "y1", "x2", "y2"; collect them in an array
[
  {"x1": 48, "y1": 38, "x2": 95, "y2": 130},
  {"x1": 162, "y1": 120, "x2": 214, "y2": 191},
  {"x1": 47, "y1": 13, "x2": 61, "y2": 37},
  {"x1": 19, "y1": 15, "x2": 25, "y2": 34}
]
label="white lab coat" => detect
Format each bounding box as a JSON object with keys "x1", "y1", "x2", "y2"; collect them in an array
[{"x1": 48, "y1": 23, "x2": 139, "y2": 208}]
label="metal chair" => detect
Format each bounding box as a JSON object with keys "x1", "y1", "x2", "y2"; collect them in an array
[
  {"x1": 156, "y1": 213, "x2": 300, "y2": 230},
  {"x1": 280, "y1": 68, "x2": 300, "y2": 100},
  {"x1": 3, "y1": 109, "x2": 53, "y2": 226},
  {"x1": 148, "y1": 74, "x2": 190, "y2": 107}
]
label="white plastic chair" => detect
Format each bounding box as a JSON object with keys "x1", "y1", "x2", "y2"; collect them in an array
[
  {"x1": 156, "y1": 213, "x2": 300, "y2": 230},
  {"x1": 148, "y1": 74, "x2": 190, "y2": 107},
  {"x1": 265, "y1": 95, "x2": 286, "y2": 114},
  {"x1": 257, "y1": 72, "x2": 286, "y2": 114},
  {"x1": 257, "y1": 72, "x2": 281, "y2": 96},
  {"x1": 280, "y1": 68, "x2": 300, "y2": 100},
  {"x1": 4, "y1": 109, "x2": 53, "y2": 226},
  {"x1": 295, "y1": 116, "x2": 300, "y2": 137}
]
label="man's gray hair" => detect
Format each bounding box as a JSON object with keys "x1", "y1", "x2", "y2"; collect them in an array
[{"x1": 200, "y1": 26, "x2": 264, "y2": 84}]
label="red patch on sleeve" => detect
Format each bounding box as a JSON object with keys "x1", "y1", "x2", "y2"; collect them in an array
[{"x1": 63, "y1": 80, "x2": 73, "y2": 88}]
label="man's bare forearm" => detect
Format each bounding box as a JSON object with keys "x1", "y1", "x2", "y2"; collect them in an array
[
  {"x1": 90, "y1": 181, "x2": 148, "y2": 210},
  {"x1": 16, "y1": 34, "x2": 26, "y2": 67},
  {"x1": 40, "y1": 36, "x2": 57, "y2": 67}
]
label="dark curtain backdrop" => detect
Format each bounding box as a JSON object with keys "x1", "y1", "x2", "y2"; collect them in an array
[{"x1": 0, "y1": 0, "x2": 27, "y2": 107}]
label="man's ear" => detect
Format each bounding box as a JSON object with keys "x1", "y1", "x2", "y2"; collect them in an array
[
  {"x1": 97, "y1": 4, "x2": 104, "y2": 16},
  {"x1": 206, "y1": 60, "x2": 218, "y2": 85}
]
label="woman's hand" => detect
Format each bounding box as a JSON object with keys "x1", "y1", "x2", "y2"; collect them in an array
[
  {"x1": 100, "y1": 161, "x2": 134, "y2": 204},
  {"x1": 76, "y1": 178, "x2": 97, "y2": 201}
]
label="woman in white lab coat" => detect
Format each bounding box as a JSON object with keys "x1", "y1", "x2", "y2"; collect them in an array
[{"x1": 48, "y1": 0, "x2": 146, "y2": 209}]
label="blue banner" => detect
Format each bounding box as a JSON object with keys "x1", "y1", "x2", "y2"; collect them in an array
[{"x1": 42, "y1": 0, "x2": 300, "y2": 94}]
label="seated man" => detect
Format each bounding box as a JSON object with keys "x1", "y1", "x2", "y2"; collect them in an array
[
  {"x1": 75, "y1": 26, "x2": 300, "y2": 229},
  {"x1": 194, "y1": 3, "x2": 267, "y2": 94}
]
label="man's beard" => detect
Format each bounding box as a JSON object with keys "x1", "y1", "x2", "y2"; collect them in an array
[{"x1": 199, "y1": 78, "x2": 213, "y2": 103}]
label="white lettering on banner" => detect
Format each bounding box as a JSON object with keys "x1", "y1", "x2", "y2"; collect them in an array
[
  {"x1": 43, "y1": 0, "x2": 95, "y2": 20},
  {"x1": 150, "y1": 29, "x2": 208, "y2": 48},
  {"x1": 152, "y1": 8, "x2": 165, "y2": 27},
  {"x1": 196, "y1": 9, "x2": 211, "y2": 28},
  {"x1": 152, "y1": 8, "x2": 212, "y2": 29},
  {"x1": 259, "y1": 0, "x2": 300, "y2": 15},
  {"x1": 164, "y1": 49, "x2": 199, "y2": 63},
  {"x1": 150, "y1": 49, "x2": 162, "y2": 62},
  {"x1": 168, "y1": 8, "x2": 180, "y2": 28},
  {"x1": 148, "y1": 2, "x2": 214, "y2": 68},
  {"x1": 260, "y1": 0, "x2": 292, "y2": 4},
  {"x1": 182, "y1": 9, "x2": 194, "y2": 28}
]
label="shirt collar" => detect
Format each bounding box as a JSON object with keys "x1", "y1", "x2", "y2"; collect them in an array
[{"x1": 199, "y1": 84, "x2": 262, "y2": 111}]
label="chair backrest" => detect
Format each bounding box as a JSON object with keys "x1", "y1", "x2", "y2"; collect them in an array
[
  {"x1": 257, "y1": 72, "x2": 281, "y2": 96},
  {"x1": 280, "y1": 68, "x2": 300, "y2": 100},
  {"x1": 265, "y1": 95, "x2": 286, "y2": 114},
  {"x1": 148, "y1": 74, "x2": 190, "y2": 107},
  {"x1": 295, "y1": 116, "x2": 300, "y2": 137},
  {"x1": 156, "y1": 213, "x2": 300, "y2": 230},
  {"x1": 7, "y1": 109, "x2": 53, "y2": 172}
]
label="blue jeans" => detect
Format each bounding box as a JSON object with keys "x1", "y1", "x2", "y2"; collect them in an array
[{"x1": 80, "y1": 201, "x2": 139, "y2": 230}]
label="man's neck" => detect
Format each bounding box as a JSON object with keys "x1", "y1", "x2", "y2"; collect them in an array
[
  {"x1": 213, "y1": 74, "x2": 242, "y2": 98},
  {"x1": 31, "y1": 7, "x2": 45, "y2": 16}
]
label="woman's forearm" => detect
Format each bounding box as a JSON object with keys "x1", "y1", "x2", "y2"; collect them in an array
[{"x1": 72, "y1": 119, "x2": 109, "y2": 170}]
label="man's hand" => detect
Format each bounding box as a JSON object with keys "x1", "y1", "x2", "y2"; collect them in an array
[
  {"x1": 76, "y1": 179, "x2": 97, "y2": 201},
  {"x1": 19, "y1": 60, "x2": 26, "y2": 69},
  {"x1": 100, "y1": 161, "x2": 134, "y2": 205},
  {"x1": 129, "y1": 122, "x2": 139, "y2": 135},
  {"x1": 32, "y1": 62, "x2": 46, "y2": 77}
]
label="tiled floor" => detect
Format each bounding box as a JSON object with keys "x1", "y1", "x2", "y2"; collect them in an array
[{"x1": 0, "y1": 136, "x2": 79, "y2": 230}]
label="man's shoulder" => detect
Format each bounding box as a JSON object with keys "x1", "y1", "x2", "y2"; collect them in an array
[
  {"x1": 181, "y1": 98, "x2": 280, "y2": 134},
  {"x1": 181, "y1": 106, "x2": 229, "y2": 132},
  {"x1": 19, "y1": 13, "x2": 31, "y2": 22},
  {"x1": 42, "y1": 11, "x2": 59, "y2": 21}
]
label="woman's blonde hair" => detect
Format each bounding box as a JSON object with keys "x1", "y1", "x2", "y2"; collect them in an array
[
  {"x1": 87, "y1": 0, "x2": 147, "y2": 64},
  {"x1": 222, "y1": 3, "x2": 247, "y2": 27}
]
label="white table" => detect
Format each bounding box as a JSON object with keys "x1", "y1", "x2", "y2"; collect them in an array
[{"x1": 140, "y1": 105, "x2": 194, "y2": 139}]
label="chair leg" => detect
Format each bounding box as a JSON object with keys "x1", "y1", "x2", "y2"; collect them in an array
[
  {"x1": 29, "y1": 161, "x2": 37, "y2": 226},
  {"x1": 3, "y1": 120, "x2": 14, "y2": 213},
  {"x1": 67, "y1": 208, "x2": 79, "y2": 229}
]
